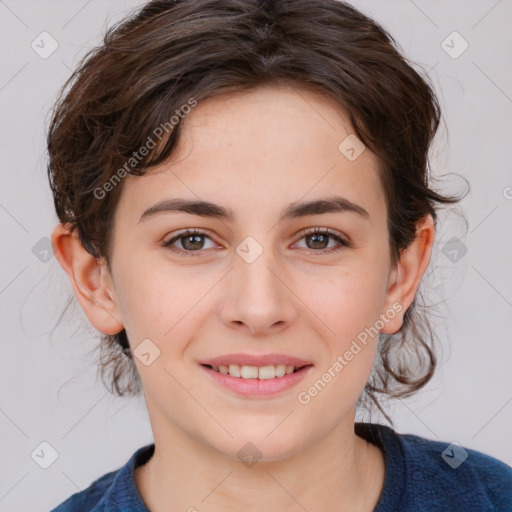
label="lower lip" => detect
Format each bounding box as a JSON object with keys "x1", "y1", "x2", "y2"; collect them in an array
[{"x1": 200, "y1": 364, "x2": 314, "y2": 397}]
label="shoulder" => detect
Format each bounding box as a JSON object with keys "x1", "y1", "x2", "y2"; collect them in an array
[
  {"x1": 357, "y1": 422, "x2": 512, "y2": 511},
  {"x1": 49, "y1": 469, "x2": 118, "y2": 511},
  {"x1": 49, "y1": 444, "x2": 154, "y2": 512},
  {"x1": 397, "y1": 428, "x2": 512, "y2": 510}
]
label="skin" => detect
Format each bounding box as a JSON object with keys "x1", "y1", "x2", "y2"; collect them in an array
[{"x1": 52, "y1": 83, "x2": 435, "y2": 511}]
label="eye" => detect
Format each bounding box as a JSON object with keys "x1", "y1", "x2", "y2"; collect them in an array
[
  {"x1": 162, "y1": 227, "x2": 349, "y2": 257},
  {"x1": 294, "y1": 227, "x2": 349, "y2": 254},
  {"x1": 162, "y1": 229, "x2": 217, "y2": 255}
]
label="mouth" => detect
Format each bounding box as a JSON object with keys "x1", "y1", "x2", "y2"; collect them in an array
[
  {"x1": 199, "y1": 362, "x2": 314, "y2": 397},
  {"x1": 200, "y1": 363, "x2": 311, "y2": 379}
]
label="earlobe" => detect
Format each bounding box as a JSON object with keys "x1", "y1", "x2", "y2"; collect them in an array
[
  {"x1": 380, "y1": 215, "x2": 436, "y2": 335},
  {"x1": 51, "y1": 223, "x2": 124, "y2": 335}
]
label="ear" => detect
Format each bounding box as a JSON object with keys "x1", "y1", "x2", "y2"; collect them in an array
[
  {"x1": 51, "y1": 223, "x2": 124, "y2": 335},
  {"x1": 380, "y1": 214, "x2": 435, "y2": 334}
]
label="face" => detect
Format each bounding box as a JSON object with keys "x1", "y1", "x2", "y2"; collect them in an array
[{"x1": 93, "y1": 84, "x2": 403, "y2": 460}]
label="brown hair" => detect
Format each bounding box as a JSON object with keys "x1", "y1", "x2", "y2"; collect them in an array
[{"x1": 47, "y1": 0, "x2": 466, "y2": 422}]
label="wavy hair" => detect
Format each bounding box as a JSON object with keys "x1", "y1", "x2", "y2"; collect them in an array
[{"x1": 47, "y1": 0, "x2": 466, "y2": 423}]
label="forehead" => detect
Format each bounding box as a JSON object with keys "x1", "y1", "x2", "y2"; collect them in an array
[{"x1": 118, "y1": 84, "x2": 385, "y2": 224}]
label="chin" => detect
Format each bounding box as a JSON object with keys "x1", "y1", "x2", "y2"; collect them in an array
[{"x1": 213, "y1": 430, "x2": 304, "y2": 464}]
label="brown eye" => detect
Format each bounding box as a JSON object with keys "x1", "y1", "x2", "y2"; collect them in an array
[
  {"x1": 163, "y1": 229, "x2": 216, "y2": 255},
  {"x1": 295, "y1": 228, "x2": 348, "y2": 253},
  {"x1": 305, "y1": 232, "x2": 330, "y2": 250},
  {"x1": 179, "y1": 234, "x2": 205, "y2": 250}
]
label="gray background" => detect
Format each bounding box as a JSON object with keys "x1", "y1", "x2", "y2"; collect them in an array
[{"x1": 1, "y1": 0, "x2": 511, "y2": 510}]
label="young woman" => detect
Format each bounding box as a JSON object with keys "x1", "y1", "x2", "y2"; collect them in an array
[{"x1": 47, "y1": 0, "x2": 512, "y2": 510}]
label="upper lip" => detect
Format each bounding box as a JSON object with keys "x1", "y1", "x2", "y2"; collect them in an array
[{"x1": 200, "y1": 353, "x2": 313, "y2": 368}]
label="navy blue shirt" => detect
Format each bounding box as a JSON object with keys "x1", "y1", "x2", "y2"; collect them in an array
[{"x1": 50, "y1": 422, "x2": 512, "y2": 511}]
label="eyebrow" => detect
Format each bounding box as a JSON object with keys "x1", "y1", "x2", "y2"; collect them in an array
[{"x1": 137, "y1": 195, "x2": 370, "y2": 224}]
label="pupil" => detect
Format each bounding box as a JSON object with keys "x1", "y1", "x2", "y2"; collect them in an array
[
  {"x1": 183, "y1": 234, "x2": 203, "y2": 250},
  {"x1": 308, "y1": 233, "x2": 328, "y2": 249}
]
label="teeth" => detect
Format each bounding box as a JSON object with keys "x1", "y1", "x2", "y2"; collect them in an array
[
  {"x1": 212, "y1": 364, "x2": 299, "y2": 379},
  {"x1": 228, "y1": 364, "x2": 241, "y2": 377},
  {"x1": 240, "y1": 365, "x2": 258, "y2": 378}
]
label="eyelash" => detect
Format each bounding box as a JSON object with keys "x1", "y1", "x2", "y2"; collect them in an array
[{"x1": 161, "y1": 227, "x2": 349, "y2": 257}]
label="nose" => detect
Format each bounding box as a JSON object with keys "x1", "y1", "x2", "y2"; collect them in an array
[{"x1": 217, "y1": 248, "x2": 298, "y2": 336}]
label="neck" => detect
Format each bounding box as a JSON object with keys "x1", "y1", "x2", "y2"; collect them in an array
[{"x1": 135, "y1": 414, "x2": 385, "y2": 512}]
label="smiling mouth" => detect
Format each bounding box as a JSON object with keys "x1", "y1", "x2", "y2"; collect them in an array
[{"x1": 200, "y1": 363, "x2": 311, "y2": 380}]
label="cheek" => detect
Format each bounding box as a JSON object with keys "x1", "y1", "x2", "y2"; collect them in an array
[
  {"x1": 113, "y1": 262, "x2": 180, "y2": 340},
  {"x1": 297, "y1": 272, "x2": 384, "y2": 410},
  {"x1": 115, "y1": 261, "x2": 217, "y2": 354},
  {"x1": 296, "y1": 264, "x2": 387, "y2": 401},
  {"x1": 303, "y1": 266, "x2": 387, "y2": 341}
]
